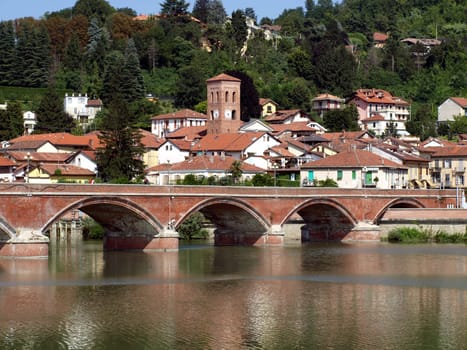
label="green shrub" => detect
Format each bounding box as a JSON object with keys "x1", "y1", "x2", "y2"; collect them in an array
[
  {"x1": 387, "y1": 227, "x2": 430, "y2": 243},
  {"x1": 82, "y1": 218, "x2": 105, "y2": 240}
]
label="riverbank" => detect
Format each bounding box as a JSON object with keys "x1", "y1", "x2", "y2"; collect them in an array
[{"x1": 384, "y1": 226, "x2": 467, "y2": 243}]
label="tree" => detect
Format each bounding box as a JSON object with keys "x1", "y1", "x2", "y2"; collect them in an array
[
  {"x1": 174, "y1": 66, "x2": 205, "y2": 108},
  {"x1": 192, "y1": 0, "x2": 209, "y2": 23},
  {"x1": 244, "y1": 8, "x2": 257, "y2": 23},
  {"x1": 160, "y1": 0, "x2": 190, "y2": 17},
  {"x1": 96, "y1": 98, "x2": 145, "y2": 183},
  {"x1": 228, "y1": 160, "x2": 243, "y2": 184},
  {"x1": 208, "y1": 0, "x2": 227, "y2": 25},
  {"x1": 405, "y1": 104, "x2": 437, "y2": 140},
  {"x1": 323, "y1": 105, "x2": 359, "y2": 132},
  {"x1": 35, "y1": 87, "x2": 75, "y2": 133},
  {"x1": 228, "y1": 10, "x2": 248, "y2": 50},
  {"x1": 0, "y1": 21, "x2": 16, "y2": 86},
  {"x1": 225, "y1": 70, "x2": 261, "y2": 121},
  {"x1": 73, "y1": 0, "x2": 115, "y2": 24},
  {"x1": 177, "y1": 212, "x2": 208, "y2": 240},
  {"x1": 122, "y1": 38, "x2": 145, "y2": 101}
]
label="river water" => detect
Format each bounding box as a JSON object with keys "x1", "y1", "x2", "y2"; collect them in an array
[{"x1": 1, "y1": 240, "x2": 466, "y2": 350}]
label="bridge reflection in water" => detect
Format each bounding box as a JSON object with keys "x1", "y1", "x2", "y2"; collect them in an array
[
  {"x1": 0, "y1": 184, "x2": 458, "y2": 257},
  {"x1": 0, "y1": 241, "x2": 466, "y2": 349}
]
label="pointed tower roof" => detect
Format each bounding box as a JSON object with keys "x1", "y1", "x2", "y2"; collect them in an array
[{"x1": 207, "y1": 73, "x2": 241, "y2": 82}]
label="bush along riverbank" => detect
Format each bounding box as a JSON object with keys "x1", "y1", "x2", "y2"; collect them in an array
[{"x1": 383, "y1": 227, "x2": 467, "y2": 243}]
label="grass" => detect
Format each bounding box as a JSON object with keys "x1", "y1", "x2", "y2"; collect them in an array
[{"x1": 385, "y1": 226, "x2": 467, "y2": 244}]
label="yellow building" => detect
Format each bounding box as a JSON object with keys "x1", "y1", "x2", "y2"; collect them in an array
[{"x1": 28, "y1": 164, "x2": 95, "y2": 184}]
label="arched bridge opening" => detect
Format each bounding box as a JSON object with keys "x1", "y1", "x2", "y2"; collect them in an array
[
  {"x1": 374, "y1": 198, "x2": 425, "y2": 224},
  {"x1": 178, "y1": 198, "x2": 270, "y2": 246},
  {"x1": 285, "y1": 199, "x2": 357, "y2": 242},
  {"x1": 43, "y1": 197, "x2": 164, "y2": 251}
]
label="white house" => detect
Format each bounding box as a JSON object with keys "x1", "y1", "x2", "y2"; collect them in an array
[
  {"x1": 157, "y1": 139, "x2": 194, "y2": 165},
  {"x1": 66, "y1": 150, "x2": 97, "y2": 174},
  {"x1": 151, "y1": 109, "x2": 207, "y2": 138},
  {"x1": 23, "y1": 111, "x2": 36, "y2": 134},
  {"x1": 300, "y1": 149, "x2": 407, "y2": 189},
  {"x1": 64, "y1": 93, "x2": 103, "y2": 127},
  {"x1": 264, "y1": 110, "x2": 312, "y2": 125},
  {"x1": 438, "y1": 97, "x2": 467, "y2": 123},
  {"x1": 349, "y1": 89, "x2": 411, "y2": 136},
  {"x1": 311, "y1": 93, "x2": 345, "y2": 119},
  {"x1": 192, "y1": 132, "x2": 281, "y2": 160}
]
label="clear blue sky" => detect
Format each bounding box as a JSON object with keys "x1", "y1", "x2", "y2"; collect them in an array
[{"x1": 0, "y1": 0, "x2": 307, "y2": 21}]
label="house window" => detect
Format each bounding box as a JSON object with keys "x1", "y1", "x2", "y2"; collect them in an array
[
  {"x1": 337, "y1": 170, "x2": 343, "y2": 180},
  {"x1": 352, "y1": 170, "x2": 356, "y2": 180},
  {"x1": 267, "y1": 105, "x2": 272, "y2": 113},
  {"x1": 232, "y1": 92, "x2": 236, "y2": 103},
  {"x1": 225, "y1": 91, "x2": 229, "y2": 102},
  {"x1": 444, "y1": 159, "x2": 451, "y2": 168}
]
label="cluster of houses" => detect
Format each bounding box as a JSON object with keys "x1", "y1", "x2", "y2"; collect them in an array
[{"x1": 0, "y1": 73, "x2": 466, "y2": 192}]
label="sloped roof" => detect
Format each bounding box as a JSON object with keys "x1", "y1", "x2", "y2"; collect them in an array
[
  {"x1": 259, "y1": 98, "x2": 278, "y2": 106},
  {"x1": 323, "y1": 130, "x2": 372, "y2": 142},
  {"x1": 6, "y1": 140, "x2": 52, "y2": 150},
  {"x1": 373, "y1": 32, "x2": 388, "y2": 42},
  {"x1": 264, "y1": 109, "x2": 305, "y2": 122},
  {"x1": 6, "y1": 151, "x2": 72, "y2": 163},
  {"x1": 351, "y1": 89, "x2": 410, "y2": 106},
  {"x1": 206, "y1": 73, "x2": 241, "y2": 82},
  {"x1": 166, "y1": 125, "x2": 207, "y2": 139},
  {"x1": 363, "y1": 114, "x2": 385, "y2": 122},
  {"x1": 450, "y1": 97, "x2": 467, "y2": 108},
  {"x1": 39, "y1": 164, "x2": 95, "y2": 176},
  {"x1": 312, "y1": 93, "x2": 344, "y2": 102},
  {"x1": 139, "y1": 129, "x2": 165, "y2": 148},
  {"x1": 302, "y1": 149, "x2": 406, "y2": 169},
  {"x1": 147, "y1": 155, "x2": 264, "y2": 173},
  {"x1": 270, "y1": 121, "x2": 318, "y2": 133},
  {"x1": 10, "y1": 132, "x2": 94, "y2": 148},
  {"x1": 151, "y1": 109, "x2": 207, "y2": 121},
  {"x1": 193, "y1": 132, "x2": 268, "y2": 152},
  {"x1": 424, "y1": 146, "x2": 467, "y2": 157},
  {"x1": 0, "y1": 156, "x2": 15, "y2": 167}
]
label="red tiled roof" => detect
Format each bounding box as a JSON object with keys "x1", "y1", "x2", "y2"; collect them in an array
[
  {"x1": 352, "y1": 89, "x2": 409, "y2": 106},
  {"x1": 6, "y1": 151, "x2": 72, "y2": 163},
  {"x1": 424, "y1": 146, "x2": 467, "y2": 157},
  {"x1": 302, "y1": 149, "x2": 405, "y2": 169},
  {"x1": 270, "y1": 122, "x2": 317, "y2": 133},
  {"x1": 312, "y1": 93, "x2": 344, "y2": 102},
  {"x1": 166, "y1": 125, "x2": 207, "y2": 139},
  {"x1": 167, "y1": 139, "x2": 196, "y2": 151},
  {"x1": 323, "y1": 130, "x2": 371, "y2": 142},
  {"x1": 259, "y1": 98, "x2": 277, "y2": 106},
  {"x1": 451, "y1": 97, "x2": 467, "y2": 108},
  {"x1": 264, "y1": 109, "x2": 305, "y2": 122},
  {"x1": 86, "y1": 99, "x2": 103, "y2": 107},
  {"x1": 373, "y1": 32, "x2": 388, "y2": 42},
  {"x1": 363, "y1": 114, "x2": 385, "y2": 122},
  {"x1": 269, "y1": 146, "x2": 295, "y2": 157},
  {"x1": 206, "y1": 73, "x2": 241, "y2": 82},
  {"x1": 193, "y1": 132, "x2": 267, "y2": 152},
  {"x1": 147, "y1": 155, "x2": 264, "y2": 173},
  {"x1": 6, "y1": 140, "x2": 51, "y2": 150},
  {"x1": 139, "y1": 129, "x2": 165, "y2": 148},
  {"x1": 151, "y1": 109, "x2": 207, "y2": 121},
  {"x1": 10, "y1": 132, "x2": 94, "y2": 148},
  {"x1": 0, "y1": 156, "x2": 15, "y2": 167},
  {"x1": 39, "y1": 164, "x2": 95, "y2": 176}
]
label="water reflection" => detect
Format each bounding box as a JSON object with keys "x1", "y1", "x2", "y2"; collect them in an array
[{"x1": 0, "y1": 241, "x2": 466, "y2": 349}]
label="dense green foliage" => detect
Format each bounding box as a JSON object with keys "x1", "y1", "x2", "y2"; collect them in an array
[
  {"x1": 82, "y1": 217, "x2": 105, "y2": 240},
  {"x1": 0, "y1": 0, "x2": 465, "y2": 140},
  {"x1": 386, "y1": 226, "x2": 467, "y2": 243},
  {"x1": 177, "y1": 212, "x2": 209, "y2": 240}
]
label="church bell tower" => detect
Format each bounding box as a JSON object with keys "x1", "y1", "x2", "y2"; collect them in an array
[{"x1": 206, "y1": 73, "x2": 241, "y2": 134}]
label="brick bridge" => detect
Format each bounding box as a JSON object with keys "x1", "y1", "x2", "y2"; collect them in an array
[{"x1": 0, "y1": 183, "x2": 457, "y2": 257}]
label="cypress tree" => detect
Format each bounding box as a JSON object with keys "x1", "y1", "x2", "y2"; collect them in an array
[
  {"x1": 0, "y1": 21, "x2": 16, "y2": 86},
  {"x1": 96, "y1": 97, "x2": 145, "y2": 183},
  {"x1": 35, "y1": 87, "x2": 75, "y2": 133}
]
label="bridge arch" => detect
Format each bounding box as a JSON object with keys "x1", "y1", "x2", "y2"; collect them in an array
[
  {"x1": 373, "y1": 198, "x2": 425, "y2": 223},
  {"x1": 282, "y1": 198, "x2": 358, "y2": 241},
  {"x1": 42, "y1": 196, "x2": 164, "y2": 237},
  {"x1": 0, "y1": 216, "x2": 16, "y2": 240},
  {"x1": 179, "y1": 197, "x2": 270, "y2": 245}
]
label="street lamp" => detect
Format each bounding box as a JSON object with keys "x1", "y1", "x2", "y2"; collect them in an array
[
  {"x1": 273, "y1": 162, "x2": 278, "y2": 187},
  {"x1": 24, "y1": 152, "x2": 32, "y2": 183}
]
